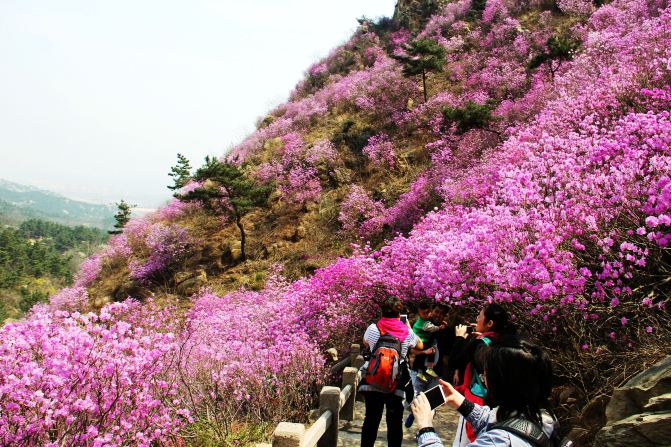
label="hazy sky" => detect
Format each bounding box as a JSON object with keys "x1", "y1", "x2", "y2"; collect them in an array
[{"x1": 0, "y1": 0, "x2": 395, "y2": 208}]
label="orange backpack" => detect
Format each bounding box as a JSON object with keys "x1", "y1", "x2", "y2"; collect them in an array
[{"x1": 364, "y1": 325, "x2": 402, "y2": 393}]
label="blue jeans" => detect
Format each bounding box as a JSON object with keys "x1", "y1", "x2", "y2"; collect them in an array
[{"x1": 410, "y1": 369, "x2": 439, "y2": 400}]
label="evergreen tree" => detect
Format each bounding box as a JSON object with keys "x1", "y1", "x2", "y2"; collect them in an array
[
  {"x1": 168, "y1": 153, "x2": 192, "y2": 192},
  {"x1": 177, "y1": 157, "x2": 270, "y2": 262},
  {"x1": 108, "y1": 200, "x2": 135, "y2": 235},
  {"x1": 442, "y1": 100, "x2": 497, "y2": 135},
  {"x1": 528, "y1": 34, "x2": 580, "y2": 79},
  {"x1": 392, "y1": 38, "x2": 446, "y2": 102}
]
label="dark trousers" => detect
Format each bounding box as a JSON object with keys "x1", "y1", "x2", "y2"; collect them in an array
[{"x1": 361, "y1": 391, "x2": 404, "y2": 447}]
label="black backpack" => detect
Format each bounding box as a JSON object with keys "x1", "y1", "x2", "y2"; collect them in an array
[{"x1": 491, "y1": 418, "x2": 573, "y2": 447}]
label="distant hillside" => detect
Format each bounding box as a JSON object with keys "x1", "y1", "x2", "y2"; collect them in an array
[
  {"x1": 0, "y1": 218, "x2": 109, "y2": 322},
  {"x1": 0, "y1": 179, "x2": 115, "y2": 228}
]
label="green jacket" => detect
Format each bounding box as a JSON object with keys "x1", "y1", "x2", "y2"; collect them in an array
[{"x1": 412, "y1": 316, "x2": 436, "y2": 344}]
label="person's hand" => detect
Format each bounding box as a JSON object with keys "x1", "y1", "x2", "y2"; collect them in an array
[
  {"x1": 452, "y1": 370, "x2": 461, "y2": 386},
  {"x1": 439, "y1": 379, "x2": 465, "y2": 410},
  {"x1": 424, "y1": 346, "x2": 436, "y2": 355},
  {"x1": 410, "y1": 393, "x2": 435, "y2": 430},
  {"x1": 455, "y1": 324, "x2": 468, "y2": 338}
]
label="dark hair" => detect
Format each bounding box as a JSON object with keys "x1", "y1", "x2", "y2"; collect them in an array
[
  {"x1": 483, "y1": 303, "x2": 516, "y2": 335},
  {"x1": 381, "y1": 296, "x2": 404, "y2": 318},
  {"x1": 433, "y1": 303, "x2": 449, "y2": 317},
  {"x1": 484, "y1": 337, "x2": 553, "y2": 424},
  {"x1": 417, "y1": 301, "x2": 434, "y2": 311}
]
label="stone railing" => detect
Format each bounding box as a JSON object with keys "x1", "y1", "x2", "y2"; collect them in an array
[{"x1": 258, "y1": 344, "x2": 365, "y2": 447}]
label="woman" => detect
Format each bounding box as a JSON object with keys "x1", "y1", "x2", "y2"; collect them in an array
[
  {"x1": 411, "y1": 337, "x2": 557, "y2": 447},
  {"x1": 360, "y1": 297, "x2": 423, "y2": 447},
  {"x1": 449, "y1": 303, "x2": 515, "y2": 446}
]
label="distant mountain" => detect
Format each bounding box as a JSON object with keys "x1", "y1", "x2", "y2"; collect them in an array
[{"x1": 0, "y1": 179, "x2": 115, "y2": 228}]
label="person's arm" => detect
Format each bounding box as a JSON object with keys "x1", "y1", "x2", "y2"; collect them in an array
[
  {"x1": 411, "y1": 394, "x2": 445, "y2": 447},
  {"x1": 416, "y1": 431, "x2": 444, "y2": 447},
  {"x1": 410, "y1": 344, "x2": 432, "y2": 356},
  {"x1": 362, "y1": 324, "x2": 374, "y2": 351},
  {"x1": 414, "y1": 339, "x2": 424, "y2": 351},
  {"x1": 422, "y1": 320, "x2": 441, "y2": 333},
  {"x1": 438, "y1": 380, "x2": 494, "y2": 436}
]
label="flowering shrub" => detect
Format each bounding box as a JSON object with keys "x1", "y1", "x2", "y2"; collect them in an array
[
  {"x1": 128, "y1": 223, "x2": 191, "y2": 284},
  {"x1": 362, "y1": 133, "x2": 396, "y2": 168},
  {"x1": 0, "y1": 301, "x2": 187, "y2": 446},
  {"x1": 73, "y1": 255, "x2": 102, "y2": 288},
  {"x1": 339, "y1": 186, "x2": 385, "y2": 238},
  {"x1": 557, "y1": 0, "x2": 595, "y2": 16},
  {"x1": 178, "y1": 284, "x2": 325, "y2": 426},
  {"x1": 255, "y1": 132, "x2": 325, "y2": 205},
  {"x1": 48, "y1": 286, "x2": 89, "y2": 313}
]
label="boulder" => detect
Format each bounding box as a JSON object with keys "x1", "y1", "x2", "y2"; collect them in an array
[
  {"x1": 112, "y1": 280, "x2": 152, "y2": 301},
  {"x1": 581, "y1": 394, "x2": 610, "y2": 430},
  {"x1": 594, "y1": 355, "x2": 671, "y2": 446},
  {"x1": 594, "y1": 412, "x2": 671, "y2": 446},
  {"x1": 174, "y1": 271, "x2": 192, "y2": 285},
  {"x1": 175, "y1": 270, "x2": 207, "y2": 296},
  {"x1": 606, "y1": 355, "x2": 671, "y2": 422}
]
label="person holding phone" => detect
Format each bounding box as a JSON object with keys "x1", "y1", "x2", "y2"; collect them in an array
[
  {"x1": 448, "y1": 303, "x2": 516, "y2": 446},
  {"x1": 411, "y1": 337, "x2": 557, "y2": 447}
]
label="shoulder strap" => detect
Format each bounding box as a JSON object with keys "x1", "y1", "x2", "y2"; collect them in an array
[
  {"x1": 491, "y1": 418, "x2": 551, "y2": 447},
  {"x1": 480, "y1": 336, "x2": 491, "y2": 346},
  {"x1": 371, "y1": 323, "x2": 385, "y2": 353}
]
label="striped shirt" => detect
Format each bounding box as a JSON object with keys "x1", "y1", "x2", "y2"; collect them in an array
[
  {"x1": 359, "y1": 323, "x2": 419, "y2": 397},
  {"x1": 363, "y1": 323, "x2": 419, "y2": 358}
]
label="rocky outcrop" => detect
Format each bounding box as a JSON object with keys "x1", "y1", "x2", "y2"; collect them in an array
[
  {"x1": 594, "y1": 355, "x2": 671, "y2": 446},
  {"x1": 175, "y1": 269, "x2": 207, "y2": 296}
]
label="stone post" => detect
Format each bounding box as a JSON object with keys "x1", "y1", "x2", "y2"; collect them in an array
[
  {"x1": 341, "y1": 367, "x2": 359, "y2": 421},
  {"x1": 317, "y1": 386, "x2": 341, "y2": 447},
  {"x1": 349, "y1": 344, "x2": 361, "y2": 367},
  {"x1": 272, "y1": 422, "x2": 305, "y2": 447}
]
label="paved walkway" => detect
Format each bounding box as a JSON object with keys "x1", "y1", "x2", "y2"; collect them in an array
[{"x1": 338, "y1": 400, "x2": 458, "y2": 446}]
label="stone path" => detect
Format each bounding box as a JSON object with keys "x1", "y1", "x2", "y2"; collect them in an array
[{"x1": 338, "y1": 400, "x2": 459, "y2": 446}]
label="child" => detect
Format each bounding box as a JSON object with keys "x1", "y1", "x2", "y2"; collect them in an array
[{"x1": 412, "y1": 302, "x2": 447, "y2": 382}]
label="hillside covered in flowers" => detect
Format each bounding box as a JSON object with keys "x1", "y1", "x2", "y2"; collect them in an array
[{"x1": 2, "y1": 0, "x2": 670, "y2": 445}]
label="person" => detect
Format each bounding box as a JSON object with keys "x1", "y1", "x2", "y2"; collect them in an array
[
  {"x1": 411, "y1": 337, "x2": 557, "y2": 447},
  {"x1": 413, "y1": 302, "x2": 448, "y2": 382},
  {"x1": 430, "y1": 304, "x2": 455, "y2": 380},
  {"x1": 406, "y1": 303, "x2": 449, "y2": 428},
  {"x1": 449, "y1": 303, "x2": 515, "y2": 446},
  {"x1": 360, "y1": 296, "x2": 424, "y2": 447}
]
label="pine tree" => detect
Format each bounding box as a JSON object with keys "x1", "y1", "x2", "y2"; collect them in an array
[
  {"x1": 442, "y1": 100, "x2": 497, "y2": 135},
  {"x1": 392, "y1": 38, "x2": 446, "y2": 102},
  {"x1": 176, "y1": 157, "x2": 271, "y2": 261},
  {"x1": 168, "y1": 153, "x2": 192, "y2": 192},
  {"x1": 108, "y1": 200, "x2": 135, "y2": 235},
  {"x1": 528, "y1": 34, "x2": 580, "y2": 79}
]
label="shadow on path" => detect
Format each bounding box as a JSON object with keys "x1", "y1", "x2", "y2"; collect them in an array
[{"x1": 338, "y1": 400, "x2": 458, "y2": 446}]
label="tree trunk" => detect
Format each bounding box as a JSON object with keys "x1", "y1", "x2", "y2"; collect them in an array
[
  {"x1": 422, "y1": 70, "x2": 428, "y2": 103},
  {"x1": 236, "y1": 215, "x2": 246, "y2": 261}
]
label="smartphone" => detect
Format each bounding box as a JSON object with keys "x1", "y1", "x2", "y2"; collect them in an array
[
  {"x1": 466, "y1": 326, "x2": 475, "y2": 334},
  {"x1": 424, "y1": 384, "x2": 447, "y2": 410},
  {"x1": 400, "y1": 314, "x2": 408, "y2": 324}
]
